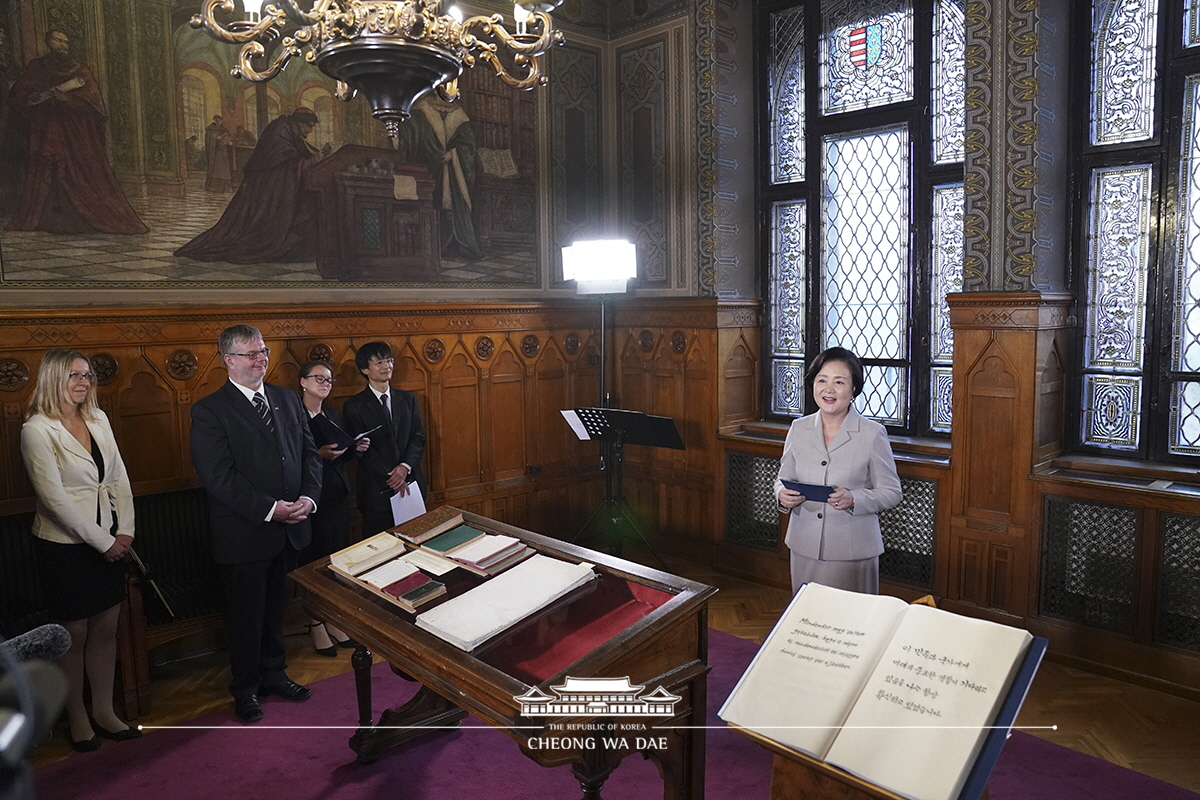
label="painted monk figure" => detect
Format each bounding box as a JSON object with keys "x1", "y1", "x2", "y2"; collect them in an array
[
  {"x1": 6, "y1": 29, "x2": 147, "y2": 234},
  {"x1": 175, "y1": 108, "x2": 321, "y2": 263}
]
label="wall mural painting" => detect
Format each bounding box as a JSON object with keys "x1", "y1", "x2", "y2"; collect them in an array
[{"x1": 0, "y1": 1, "x2": 541, "y2": 287}]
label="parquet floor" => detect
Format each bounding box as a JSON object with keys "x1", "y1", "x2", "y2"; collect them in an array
[{"x1": 30, "y1": 549, "x2": 1200, "y2": 794}]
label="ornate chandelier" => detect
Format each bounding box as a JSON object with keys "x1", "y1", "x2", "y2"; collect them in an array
[{"x1": 192, "y1": 0, "x2": 565, "y2": 137}]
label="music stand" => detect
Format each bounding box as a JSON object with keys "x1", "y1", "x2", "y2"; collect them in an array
[{"x1": 563, "y1": 407, "x2": 685, "y2": 570}]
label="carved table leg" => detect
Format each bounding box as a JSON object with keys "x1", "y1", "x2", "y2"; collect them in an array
[{"x1": 346, "y1": 645, "x2": 467, "y2": 764}]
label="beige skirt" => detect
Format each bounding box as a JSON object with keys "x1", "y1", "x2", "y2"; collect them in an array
[{"x1": 789, "y1": 551, "x2": 878, "y2": 596}]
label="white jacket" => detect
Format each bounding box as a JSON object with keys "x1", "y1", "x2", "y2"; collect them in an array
[{"x1": 21, "y1": 411, "x2": 135, "y2": 552}]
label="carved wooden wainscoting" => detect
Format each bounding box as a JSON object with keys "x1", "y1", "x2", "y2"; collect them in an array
[
  {"x1": 0, "y1": 299, "x2": 739, "y2": 709},
  {"x1": 944, "y1": 292, "x2": 1073, "y2": 623}
]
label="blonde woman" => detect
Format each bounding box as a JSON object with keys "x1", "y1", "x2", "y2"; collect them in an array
[{"x1": 21, "y1": 349, "x2": 140, "y2": 750}]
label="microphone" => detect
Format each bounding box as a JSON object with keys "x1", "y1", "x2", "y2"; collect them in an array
[{"x1": 0, "y1": 626, "x2": 71, "y2": 668}]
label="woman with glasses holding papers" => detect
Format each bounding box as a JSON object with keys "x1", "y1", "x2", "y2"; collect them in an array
[
  {"x1": 297, "y1": 359, "x2": 370, "y2": 655},
  {"x1": 775, "y1": 347, "x2": 902, "y2": 595},
  {"x1": 20, "y1": 349, "x2": 140, "y2": 750}
]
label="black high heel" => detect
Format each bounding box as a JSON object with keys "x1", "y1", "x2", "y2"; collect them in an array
[
  {"x1": 96, "y1": 724, "x2": 142, "y2": 742},
  {"x1": 306, "y1": 623, "x2": 337, "y2": 657},
  {"x1": 70, "y1": 734, "x2": 102, "y2": 752}
]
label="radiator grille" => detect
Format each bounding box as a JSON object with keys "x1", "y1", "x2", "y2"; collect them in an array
[
  {"x1": 132, "y1": 489, "x2": 224, "y2": 626},
  {"x1": 879, "y1": 476, "x2": 936, "y2": 589},
  {"x1": 1157, "y1": 513, "x2": 1200, "y2": 653},
  {"x1": 725, "y1": 452, "x2": 782, "y2": 551},
  {"x1": 1040, "y1": 496, "x2": 1137, "y2": 634},
  {"x1": 0, "y1": 512, "x2": 47, "y2": 636}
]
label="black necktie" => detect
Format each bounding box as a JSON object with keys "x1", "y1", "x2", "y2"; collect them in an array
[
  {"x1": 380, "y1": 391, "x2": 392, "y2": 425},
  {"x1": 253, "y1": 392, "x2": 275, "y2": 435}
]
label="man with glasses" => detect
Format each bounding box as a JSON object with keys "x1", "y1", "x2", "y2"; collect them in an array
[
  {"x1": 343, "y1": 341, "x2": 427, "y2": 537},
  {"x1": 190, "y1": 324, "x2": 322, "y2": 723}
]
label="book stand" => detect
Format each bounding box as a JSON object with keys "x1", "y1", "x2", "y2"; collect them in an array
[{"x1": 567, "y1": 407, "x2": 684, "y2": 570}]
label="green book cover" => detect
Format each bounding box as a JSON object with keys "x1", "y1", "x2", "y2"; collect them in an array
[{"x1": 422, "y1": 524, "x2": 486, "y2": 554}]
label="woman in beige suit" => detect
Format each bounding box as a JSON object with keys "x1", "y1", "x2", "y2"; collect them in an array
[
  {"x1": 21, "y1": 349, "x2": 140, "y2": 750},
  {"x1": 775, "y1": 347, "x2": 902, "y2": 595}
]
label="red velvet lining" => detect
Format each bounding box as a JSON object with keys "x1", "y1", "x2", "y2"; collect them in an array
[{"x1": 476, "y1": 576, "x2": 674, "y2": 684}]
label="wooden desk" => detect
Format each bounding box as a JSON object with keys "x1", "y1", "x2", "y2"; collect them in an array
[{"x1": 291, "y1": 511, "x2": 716, "y2": 800}]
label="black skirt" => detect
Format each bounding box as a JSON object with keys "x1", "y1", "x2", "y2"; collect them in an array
[{"x1": 34, "y1": 537, "x2": 126, "y2": 621}]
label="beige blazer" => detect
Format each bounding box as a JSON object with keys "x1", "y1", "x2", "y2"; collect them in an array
[
  {"x1": 21, "y1": 411, "x2": 135, "y2": 552},
  {"x1": 774, "y1": 408, "x2": 902, "y2": 562}
]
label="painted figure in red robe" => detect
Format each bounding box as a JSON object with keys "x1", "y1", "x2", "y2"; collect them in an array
[{"x1": 5, "y1": 30, "x2": 147, "y2": 234}]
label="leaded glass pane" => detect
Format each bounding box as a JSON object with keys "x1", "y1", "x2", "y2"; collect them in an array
[
  {"x1": 931, "y1": 366, "x2": 953, "y2": 433},
  {"x1": 931, "y1": 183, "x2": 964, "y2": 363},
  {"x1": 1169, "y1": 381, "x2": 1200, "y2": 455},
  {"x1": 1082, "y1": 374, "x2": 1142, "y2": 450},
  {"x1": 820, "y1": 0, "x2": 913, "y2": 115},
  {"x1": 1085, "y1": 166, "x2": 1152, "y2": 371},
  {"x1": 1187, "y1": 0, "x2": 1200, "y2": 47},
  {"x1": 771, "y1": 7, "x2": 806, "y2": 184},
  {"x1": 771, "y1": 201, "x2": 806, "y2": 356},
  {"x1": 821, "y1": 125, "x2": 909, "y2": 362},
  {"x1": 1174, "y1": 76, "x2": 1200, "y2": 373},
  {"x1": 1091, "y1": 0, "x2": 1158, "y2": 145},
  {"x1": 932, "y1": 0, "x2": 965, "y2": 163},
  {"x1": 773, "y1": 359, "x2": 807, "y2": 416},
  {"x1": 858, "y1": 364, "x2": 906, "y2": 426}
]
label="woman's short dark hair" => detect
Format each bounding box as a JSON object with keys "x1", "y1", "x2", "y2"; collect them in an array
[
  {"x1": 805, "y1": 347, "x2": 865, "y2": 398},
  {"x1": 299, "y1": 359, "x2": 332, "y2": 380}
]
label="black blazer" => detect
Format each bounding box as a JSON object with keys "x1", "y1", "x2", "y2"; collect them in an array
[
  {"x1": 307, "y1": 404, "x2": 352, "y2": 505},
  {"x1": 342, "y1": 386, "x2": 426, "y2": 497},
  {"x1": 190, "y1": 380, "x2": 322, "y2": 565}
]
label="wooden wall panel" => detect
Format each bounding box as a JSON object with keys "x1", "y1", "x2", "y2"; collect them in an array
[
  {"x1": 488, "y1": 349, "x2": 527, "y2": 481},
  {"x1": 0, "y1": 300, "x2": 735, "y2": 552}
]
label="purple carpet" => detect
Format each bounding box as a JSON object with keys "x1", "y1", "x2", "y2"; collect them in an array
[{"x1": 34, "y1": 631, "x2": 1198, "y2": 800}]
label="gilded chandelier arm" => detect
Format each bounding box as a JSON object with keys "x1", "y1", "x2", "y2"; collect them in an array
[
  {"x1": 233, "y1": 37, "x2": 303, "y2": 81},
  {"x1": 190, "y1": 0, "x2": 282, "y2": 42},
  {"x1": 275, "y1": 0, "x2": 336, "y2": 28},
  {"x1": 460, "y1": 10, "x2": 563, "y2": 90}
]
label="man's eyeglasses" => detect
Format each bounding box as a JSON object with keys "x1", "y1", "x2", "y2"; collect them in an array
[
  {"x1": 303, "y1": 375, "x2": 335, "y2": 385},
  {"x1": 68, "y1": 372, "x2": 96, "y2": 383},
  {"x1": 369, "y1": 357, "x2": 394, "y2": 366},
  {"x1": 228, "y1": 348, "x2": 271, "y2": 359}
]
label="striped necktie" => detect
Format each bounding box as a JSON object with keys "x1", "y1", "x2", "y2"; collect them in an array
[
  {"x1": 380, "y1": 391, "x2": 392, "y2": 425},
  {"x1": 253, "y1": 392, "x2": 275, "y2": 435}
]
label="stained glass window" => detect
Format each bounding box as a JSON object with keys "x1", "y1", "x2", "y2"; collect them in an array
[
  {"x1": 822, "y1": 125, "x2": 909, "y2": 423},
  {"x1": 820, "y1": 0, "x2": 913, "y2": 115},
  {"x1": 771, "y1": 7, "x2": 806, "y2": 184},
  {"x1": 1091, "y1": 0, "x2": 1159, "y2": 145},
  {"x1": 1081, "y1": 166, "x2": 1152, "y2": 450},
  {"x1": 773, "y1": 360, "x2": 807, "y2": 416},
  {"x1": 763, "y1": 1, "x2": 961, "y2": 434},
  {"x1": 1083, "y1": 375, "x2": 1143, "y2": 450},
  {"x1": 770, "y1": 201, "x2": 807, "y2": 357},
  {"x1": 931, "y1": 184, "x2": 963, "y2": 432},
  {"x1": 1085, "y1": 166, "x2": 1152, "y2": 372},
  {"x1": 1187, "y1": 0, "x2": 1200, "y2": 47},
  {"x1": 1170, "y1": 76, "x2": 1200, "y2": 454},
  {"x1": 932, "y1": 0, "x2": 966, "y2": 163}
]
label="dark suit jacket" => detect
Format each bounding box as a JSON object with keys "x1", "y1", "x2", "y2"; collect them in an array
[
  {"x1": 342, "y1": 386, "x2": 426, "y2": 498},
  {"x1": 190, "y1": 380, "x2": 322, "y2": 565}
]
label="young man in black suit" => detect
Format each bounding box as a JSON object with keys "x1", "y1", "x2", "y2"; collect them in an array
[
  {"x1": 190, "y1": 324, "x2": 322, "y2": 723},
  {"x1": 342, "y1": 341, "x2": 427, "y2": 536}
]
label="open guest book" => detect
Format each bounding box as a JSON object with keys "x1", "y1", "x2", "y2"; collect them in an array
[{"x1": 719, "y1": 583, "x2": 1046, "y2": 800}]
